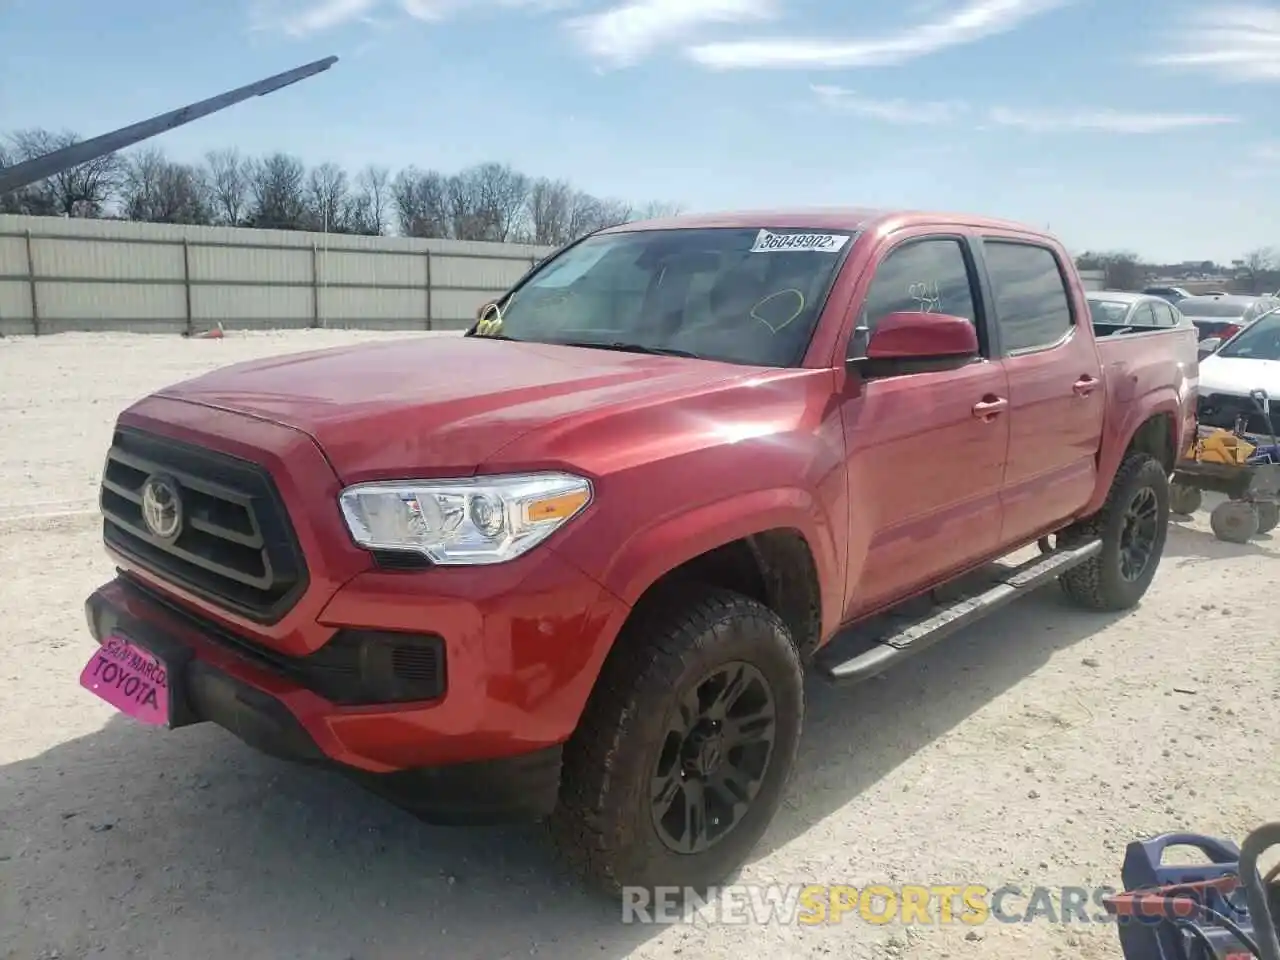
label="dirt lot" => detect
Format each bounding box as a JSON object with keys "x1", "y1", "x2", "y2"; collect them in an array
[{"x1": 1, "y1": 331, "x2": 1276, "y2": 960}]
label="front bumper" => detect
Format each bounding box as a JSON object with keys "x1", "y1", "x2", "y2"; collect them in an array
[{"x1": 84, "y1": 574, "x2": 611, "y2": 824}]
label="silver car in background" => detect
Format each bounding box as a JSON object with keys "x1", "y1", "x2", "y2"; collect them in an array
[{"x1": 1177, "y1": 294, "x2": 1280, "y2": 342}]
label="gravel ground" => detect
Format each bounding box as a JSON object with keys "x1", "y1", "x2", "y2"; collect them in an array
[{"x1": 1, "y1": 332, "x2": 1276, "y2": 960}]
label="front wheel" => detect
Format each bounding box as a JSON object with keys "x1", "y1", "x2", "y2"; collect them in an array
[
  {"x1": 1255, "y1": 501, "x2": 1279, "y2": 535},
  {"x1": 1060, "y1": 453, "x2": 1170, "y2": 611},
  {"x1": 550, "y1": 586, "x2": 804, "y2": 896}
]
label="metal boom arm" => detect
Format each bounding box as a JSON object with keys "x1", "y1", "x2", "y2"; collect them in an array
[{"x1": 0, "y1": 55, "x2": 338, "y2": 196}]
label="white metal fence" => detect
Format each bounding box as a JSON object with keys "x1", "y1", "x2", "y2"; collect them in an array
[{"x1": 0, "y1": 214, "x2": 556, "y2": 336}]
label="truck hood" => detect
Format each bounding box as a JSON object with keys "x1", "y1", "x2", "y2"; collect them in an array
[
  {"x1": 1198, "y1": 354, "x2": 1280, "y2": 398},
  {"x1": 156, "y1": 335, "x2": 749, "y2": 482}
]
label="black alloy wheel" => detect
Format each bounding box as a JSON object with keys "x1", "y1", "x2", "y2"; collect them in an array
[{"x1": 650, "y1": 661, "x2": 776, "y2": 855}]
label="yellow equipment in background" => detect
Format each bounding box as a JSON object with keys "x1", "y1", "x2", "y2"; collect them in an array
[{"x1": 1183, "y1": 428, "x2": 1257, "y2": 466}]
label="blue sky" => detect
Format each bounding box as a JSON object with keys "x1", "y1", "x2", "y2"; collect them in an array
[{"x1": 2, "y1": 0, "x2": 1278, "y2": 263}]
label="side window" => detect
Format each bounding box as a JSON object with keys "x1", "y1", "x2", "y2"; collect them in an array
[
  {"x1": 1129, "y1": 303, "x2": 1158, "y2": 327},
  {"x1": 982, "y1": 241, "x2": 1074, "y2": 354},
  {"x1": 851, "y1": 238, "x2": 978, "y2": 359},
  {"x1": 1150, "y1": 302, "x2": 1176, "y2": 327}
]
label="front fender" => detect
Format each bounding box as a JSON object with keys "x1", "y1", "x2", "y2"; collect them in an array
[{"x1": 554, "y1": 486, "x2": 844, "y2": 643}]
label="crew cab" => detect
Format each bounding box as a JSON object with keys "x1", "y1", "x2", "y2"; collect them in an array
[{"x1": 79, "y1": 209, "x2": 1198, "y2": 895}]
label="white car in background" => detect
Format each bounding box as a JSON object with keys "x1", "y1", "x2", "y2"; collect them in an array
[{"x1": 1196, "y1": 307, "x2": 1280, "y2": 440}]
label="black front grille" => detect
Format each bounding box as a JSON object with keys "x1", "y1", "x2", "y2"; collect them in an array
[
  {"x1": 100, "y1": 427, "x2": 308, "y2": 624},
  {"x1": 1198, "y1": 393, "x2": 1279, "y2": 438}
]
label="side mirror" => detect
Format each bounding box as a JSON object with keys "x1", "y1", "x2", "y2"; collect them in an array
[
  {"x1": 1197, "y1": 337, "x2": 1221, "y2": 360},
  {"x1": 864, "y1": 311, "x2": 980, "y2": 361},
  {"x1": 476, "y1": 300, "x2": 500, "y2": 322}
]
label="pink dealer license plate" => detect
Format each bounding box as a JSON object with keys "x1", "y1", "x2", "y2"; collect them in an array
[{"x1": 79, "y1": 635, "x2": 170, "y2": 726}]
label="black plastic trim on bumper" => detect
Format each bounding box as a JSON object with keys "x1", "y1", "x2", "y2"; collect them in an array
[{"x1": 84, "y1": 585, "x2": 563, "y2": 825}]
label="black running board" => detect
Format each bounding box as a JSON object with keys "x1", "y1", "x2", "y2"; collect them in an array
[{"x1": 815, "y1": 539, "x2": 1102, "y2": 684}]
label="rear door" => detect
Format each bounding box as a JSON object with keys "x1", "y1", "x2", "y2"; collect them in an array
[
  {"x1": 976, "y1": 237, "x2": 1105, "y2": 545},
  {"x1": 838, "y1": 231, "x2": 1010, "y2": 617}
]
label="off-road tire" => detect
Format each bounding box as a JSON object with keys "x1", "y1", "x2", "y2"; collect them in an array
[
  {"x1": 1210, "y1": 500, "x2": 1259, "y2": 543},
  {"x1": 549, "y1": 585, "x2": 804, "y2": 897},
  {"x1": 1254, "y1": 501, "x2": 1279, "y2": 535},
  {"x1": 1169, "y1": 483, "x2": 1202, "y2": 516},
  {"x1": 1059, "y1": 453, "x2": 1169, "y2": 611}
]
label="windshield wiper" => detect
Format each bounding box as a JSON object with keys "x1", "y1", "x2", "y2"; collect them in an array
[{"x1": 553, "y1": 339, "x2": 701, "y2": 359}]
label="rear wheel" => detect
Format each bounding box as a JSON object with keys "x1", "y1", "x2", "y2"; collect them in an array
[
  {"x1": 1060, "y1": 453, "x2": 1169, "y2": 611},
  {"x1": 550, "y1": 586, "x2": 804, "y2": 896},
  {"x1": 1169, "y1": 483, "x2": 1202, "y2": 515},
  {"x1": 1210, "y1": 500, "x2": 1259, "y2": 543}
]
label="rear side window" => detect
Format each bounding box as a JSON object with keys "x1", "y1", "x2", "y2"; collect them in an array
[
  {"x1": 983, "y1": 241, "x2": 1074, "y2": 353},
  {"x1": 1150, "y1": 302, "x2": 1177, "y2": 327},
  {"x1": 852, "y1": 238, "x2": 978, "y2": 360},
  {"x1": 1130, "y1": 303, "x2": 1159, "y2": 327}
]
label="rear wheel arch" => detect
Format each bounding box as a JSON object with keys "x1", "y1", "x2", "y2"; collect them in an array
[{"x1": 1125, "y1": 411, "x2": 1177, "y2": 474}]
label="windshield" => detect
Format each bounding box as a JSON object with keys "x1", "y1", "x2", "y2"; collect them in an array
[
  {"x1": 1088, "y1": 299, "x2": 1132, "y2": 324},
  {"x1": 472, "y1": 226, "x2": 855, "y2": 366},
  {"x1": 1215, "y1": 311, "x2": 1280, "y2": 360},
  {"x1": 1178, "y1": 299, "x2": 1250, "y2": 318}
]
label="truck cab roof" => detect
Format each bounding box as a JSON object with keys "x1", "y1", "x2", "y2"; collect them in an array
[{"x1": 601, "y1": 207, "x2": 1057, "y2": 240}]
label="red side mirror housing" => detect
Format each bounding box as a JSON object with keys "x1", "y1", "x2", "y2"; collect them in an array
[{"x1": 865, "y1": 311, "x2": 980, "y2": 360}]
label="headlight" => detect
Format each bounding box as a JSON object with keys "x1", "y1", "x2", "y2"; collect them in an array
[{"x1": 338, "y1": 472, "x2": 592, "y2": 566}]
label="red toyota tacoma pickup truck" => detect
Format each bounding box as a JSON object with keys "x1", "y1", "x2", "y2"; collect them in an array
[{"x1": 80, "y1": 208, "x2": 1198, "y2": 895}]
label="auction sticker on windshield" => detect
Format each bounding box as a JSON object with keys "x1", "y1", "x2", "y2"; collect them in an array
[
  {"x1": 79, "y1": 635, "x2": 170, "y2": 726},
  {"x1": 751, "y1": 229, "x2": 851, "y2": 253}
]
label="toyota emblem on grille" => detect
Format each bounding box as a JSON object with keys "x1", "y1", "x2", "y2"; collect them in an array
[{"x1": 140, "y1": 474, "x2": 183, "y2": 541}]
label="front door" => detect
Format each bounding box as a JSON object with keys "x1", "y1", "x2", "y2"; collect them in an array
[
  {"x1": 977, "y1": 237, "x2": 1105, "y2": 544},
  {"x1": 839, "y1": 233, "x2": 1011, "y2": 619}
]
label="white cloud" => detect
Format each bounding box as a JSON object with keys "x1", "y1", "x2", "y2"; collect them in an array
[
  {"x1": 1244, "y1": 142, "x2": 1280, "y2": 163},
  {"x1": 401, "y1": 0, "x2": 578, "y2": 21},
  {"x1": 685, "y1": 0, "x2": 1070, "y2": 69},
  {"x1": 250, "y1": 0, "x2": 378, "y2": 36},
  {"x1": 568, "y1": 0, "x2": 781, "y2": 67},
  {"x1": 988, "y1": 106, "x2": 1239, "y2": 133},
  {"x1": 251, "y1": 0, "x2": 574, "y2": 35},
  {"x1": 1149, "y1": 4, "x2": 1280, "y2": 81},
  {"x1": 809, "y1": 86, "x2": 1241, "y2": 134},
  {"x1": 810, "y1": 84, "x2": 968, "y2": 124}
]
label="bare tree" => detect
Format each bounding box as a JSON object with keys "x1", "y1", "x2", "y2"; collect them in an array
[
  {"x1": 636, "y1": 200, "x2": 684, "y2": 220},
  {"x1": 564, "y1": 191, "x2": 632, "y2": 241},
  {"x1": 1076, "y1": 249, "x2": 1143, "y2": 290},
  {"x1": 347, "y1": 165, "x2": 390, "y2": 236},
  {"x1": 470, "y1": 162, "x2": 530, "y2": 242},
  {"x1": 304, "y1": 161, "x2": 349, "y2": 232},
  {"x1": 525, "y1": 177, "x2": 573, "y2": 245},
  {"x1": 0, "y1": 140, "x2": 44, "y2": 214},
  {"x1": 120, "y1": 148, "x2": 210, "y2": 224},
  {"x1": 445, "y1": 167, "x2": 487, "y2": 241},
  {"x1": 7, "y1": 128, "x2": 121, "y2": 217},
  {"x1": 391, "y1": 167, "x2": 450, "y2": 238},
  {"x1": 1240, "y1": 247, "x2": 1277, "y2": 294},
  {"x1": 204, "y1": 148, "x2": 248, "y2": 226},
  {"x1": 0, "y1": 129, "x2": 683, "y2": 243},
  {"x1": 245, "y1": 152, "x2": 307, "y2": 230}
]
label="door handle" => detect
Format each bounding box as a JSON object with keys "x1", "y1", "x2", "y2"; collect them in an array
[
  {"x1": 1074, "y1": 375, "x2": 1098, "y2": 397},
  {"x1": 972, "y1": 397, "x2": 1008, "y2": 420}
]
